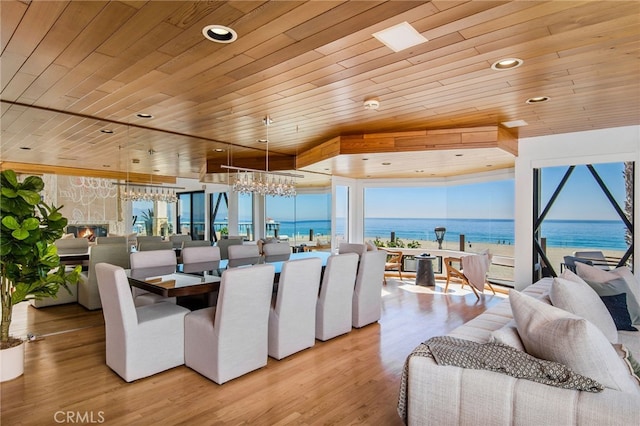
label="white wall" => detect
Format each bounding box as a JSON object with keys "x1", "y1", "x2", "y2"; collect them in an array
[{"x1": 514, "y1": 125, "x2": 640, "y2": 289}]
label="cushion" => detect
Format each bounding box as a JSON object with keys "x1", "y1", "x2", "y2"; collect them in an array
[
  {"x1": 489, "y1": 320, "x2": 525, "y2": 351},
  {"x1": 600, "y1": 293, "x2": 638, "y2": 331},
  {"x1": 509, "y1": 290, "x2": 640, "y2": 394},
  {"x1": 575, "y1": 262, "x2": 640, "y2": 324},
  {"x1": 550, "y1": 275, "x2": 618, "y2": 342},
  {"x1": 613, "y1": 344, "x2": 640, "y2": 386}
]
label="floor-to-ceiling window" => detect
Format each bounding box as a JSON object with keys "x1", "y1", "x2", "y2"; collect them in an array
[
  {"x1": 534, "y1": 161, "x2": 633, "y2": 277},
  {"x1": 238, "y1": 193, "x2": 254, "y2": 240},
  {"x1": 178, "y1": 191, "x2": 205, "y2": 240},
  {"x1": 265, "y1": 191, "x2": 331, "y2": 245},
  {"x1": 210, "y1": 192, "x2": 229, "y2": 242}
]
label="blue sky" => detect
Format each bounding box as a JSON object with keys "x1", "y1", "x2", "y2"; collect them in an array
[{"x1": 264, "y1": 162, "x2": 627, "y2": 221}]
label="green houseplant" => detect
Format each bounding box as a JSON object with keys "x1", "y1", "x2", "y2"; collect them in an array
[{"x1": 1, "y1": 170, "x2": 81, "y2": 378}]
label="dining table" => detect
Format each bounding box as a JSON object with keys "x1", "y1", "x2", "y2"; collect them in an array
[{"x1": 127, "y1": 251, "x2": 333, "y2": 300}]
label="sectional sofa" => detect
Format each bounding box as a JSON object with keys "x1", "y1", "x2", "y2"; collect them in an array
[{"x1": 402, "y1": 274, "x2": 640, "y2": 425}]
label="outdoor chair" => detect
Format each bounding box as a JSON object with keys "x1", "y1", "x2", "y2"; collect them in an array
[
  {"x1": 184, "y1": 264, "x2": 275, "y2": 384},
  {"x1": 444, "y1": 254, "x2": 496, "y2": 299},
  {"x1": 268, "y1": 258, "x2": 322, "y2": 359},
  {"x1": 383, "y1": 249, "x2": 404, "y2": 284},
  {"x1": 95, "y1": 263, "x2": 190, "y2": 382}
]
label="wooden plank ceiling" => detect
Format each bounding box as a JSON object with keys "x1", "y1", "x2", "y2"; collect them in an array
[{"x1": 1, "y1": 1, "x2": 639, "y2": 187}]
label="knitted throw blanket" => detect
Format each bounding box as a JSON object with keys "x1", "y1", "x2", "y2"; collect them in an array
[{"x1": 397, "y1": 336, "x2": 604, "y2": 424}]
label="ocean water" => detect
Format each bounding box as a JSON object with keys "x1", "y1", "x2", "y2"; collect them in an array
[{"x1": 276, "y1": 218, "x2": 630, "y2": 251}]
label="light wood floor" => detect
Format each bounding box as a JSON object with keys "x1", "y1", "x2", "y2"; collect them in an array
[{"x1": 1, "y1": 278, "x2": 505, "y2": 425}]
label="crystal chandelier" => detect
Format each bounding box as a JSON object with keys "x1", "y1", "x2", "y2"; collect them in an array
[
  {"x1": 222, "y1": 115, "x2": 302, "y2": 197},
  {"x1": 118, "y1": 183, "x2": 179, "y2": 203}
]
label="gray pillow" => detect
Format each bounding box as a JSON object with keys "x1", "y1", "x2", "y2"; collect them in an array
[
  {"x1": 550, "y1": 276, "x2": 618, "y2": 343},
  {"x1": 510, "y1": 290, "x2": 640, "y2": 394},
  {"x1": 576, "y1": 263, "x2": 640, "y2": 324}
]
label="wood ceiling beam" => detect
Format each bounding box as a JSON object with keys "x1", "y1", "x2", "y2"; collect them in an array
[
  {"x1": 0, "y1": 162, "x2": 176, "y2": 184},
  {"x1": 296, "y1": 126, "x2": 518, "y2": 169}
]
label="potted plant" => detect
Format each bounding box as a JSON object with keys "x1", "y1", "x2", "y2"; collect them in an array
[{"x1": 0, "y1": 170, "x2": 81, "y2": 381}]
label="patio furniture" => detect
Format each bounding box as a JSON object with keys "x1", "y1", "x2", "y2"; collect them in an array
[
  {"x1": 443, "y1": 254, "x2": 496, "y2": 299},
  {"x1": 383, "y1": 249, "x2": 404, "y2": 284},
  {"x1": 269, "y1": 258, "x2": 323, "y2": 359},
  {"x1": 95, "y1": 263, "x2": 190, "y2": 382},
  {"x1": 316, "y1": 253, "x2": 359, "y2": 341},
  {"x1": 184, "y1": 264, "x2": 275, "y2": 384},
  {"x1": 352, "y1": 250, "x2": 387, "y2": 328}
]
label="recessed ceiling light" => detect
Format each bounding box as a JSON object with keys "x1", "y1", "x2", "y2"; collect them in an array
[
  {"x1": 136, "y1": 113, "x2": 153, "y2": 118},
  {"x1": 415, "y1": 170, "x2": 424, "y2": 173},
  {"x1": 103, "y1": 164, "x2": 111, "y2": 168},
  {"x1": 526, "y1": 96, "x2": 550, "y2": 104},
  {"x1": 214, "y1": 148, "x2": 224, "y2": 152},
  {"x1": 19, "y1": 146, "x2": 31, "y2": 150},
  {"x1": 491, "y1": 58, "x2": 523, "y2": 70},
  {"x1": 382, "y1": 162, "x2": 391, "y2": 166},
  {"x1": 202, "y1": 25, "x2": 237, "y2": 43},
  {"x1": 501, "y1": 119, "x2": 528, "y2": 128},
  {"x1": 153, "y1": 169, "x2": 160, "y2": 172},
  {"x1": 373, "y1": 21, "x2": 428, "y2": 52},
  {"x1": 132, "y1": 159, "x2": 140, "y2": 164},
  {"x1": 455, "y1": 154, "x2": 463, "y2": 157},
  {"x1": 257, "y1": 139, "x2": 268, "y2": 144},
  {"x1": 100, "y1": 129, "x2": 114, "y2": 134},
  {"x1": 362, "y1": 158, "x2": 369, "y2": 161}
]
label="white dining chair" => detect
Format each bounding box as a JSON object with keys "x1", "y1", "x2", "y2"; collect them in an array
[
  {"x1": 227, "y1": 244, "x2": 261, "y2": 268},
  {"x1": 134, "y1": 235, "x2": 163, "y2": 249},
  {"x1": 169, "y1": 234, "x2": 192, "y2": 249},
  {"x1": 182, "y1": 246, "x2": 221, "y2": 274},
  {"x1": 262, "y1": 242, "x2": 291, "y2": 263},
  {"x1": 184, "y1": 264, "x2": 275, "y2": 384},
  {"x1": 78, "y1": 244, "x2": 130, "y2": 310},
  {"x1": 352, "y1": 250, "x2": 387, "y2": 328},
  {"x1": 129, "y1": 250, "x2": 177, "y2": 306},
  {"x1": 268, "y1": 257, "x2": 322, "y2": 360},
  {"x1": 95, "y1": 263, "x2": 190, "y2": 382},
  {"x1": 96, "y1": 236, "x2": 127, "y2": 246},
  {"x1": 215, "y1": 238, "x2": 243, "y2": 260},
  {"x1": 338, "y1": 243, "x2": 367, "y2": 257},
  {"x1": 137, "y1": 241, "x2": 173, "y2": 251},
  {"x1": 315, "y1": 253, "x2": 359, "y2": 341}
]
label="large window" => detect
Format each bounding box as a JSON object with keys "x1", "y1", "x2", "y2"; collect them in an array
[
  {"x1": 178, "y1": 191, "x2": 205, "y2": 240},
  {"x1": 266, "y1": 192, "x2": 331, "y2": 245},
  {"x1": 534, "y1": 162, "x2": 633, "y2": 276},
  {"x1": 238, "y1": 193, "x2": 254, "y2": 240}
]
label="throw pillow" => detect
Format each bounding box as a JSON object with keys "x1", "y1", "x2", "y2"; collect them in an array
[
  {"x1": 575, "y1": 262, "x2": 640, "y2": 324},
  {"x1": 509, "y1": 290, "x2": 640, "y2": 394},
  {"x1": 613, "y1": 344, "x2": 640, "y2": 386},
  {"x1": 489, "y1": 320, "x2": 525, "y2": 351},
  {"x1": 610, "y1": 266, "x2": 640, "y2": 307},
  {"x1": 600, "y1": 293, "x2": 638, "y2": 331},
  {"x1": 550, "y1": 276, "x2": 618, "y2": 342}
]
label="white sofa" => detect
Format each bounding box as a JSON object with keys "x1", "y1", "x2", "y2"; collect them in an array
[{"x1": 405, "y1": 278, "x2": 640, "y2": 425}]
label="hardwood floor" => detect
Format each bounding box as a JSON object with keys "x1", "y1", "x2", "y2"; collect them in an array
[{"x1": 1, "y1": 279, "x2": 505, "y2": 425}]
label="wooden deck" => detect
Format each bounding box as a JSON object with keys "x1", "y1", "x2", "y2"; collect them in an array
[{"x1": 1, "y1": 278, "x2": 505, "y2": 425}]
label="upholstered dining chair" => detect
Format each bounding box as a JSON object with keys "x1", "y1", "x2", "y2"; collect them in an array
[
  {"x1": 54, "y1": 237, "x2": 89, "y2": 255},
  {"x1": 227, "y1": 244, "x2": 261, "y2": 268},
  {"x1": 352, "y1": 250, "x2": 387, "y2": 328},
  {"x1": 182, "y1": 246, "x2": 221, "y2": 274},
  {"x1": 338, "y1": 243, "x2": 367, "y2": 257},
  {"x1": 315, "y1": 253, "x2": 359, "y2": 341},
  {"x1": 383, "y1": 249, "x2": 403, "y2": 284},
  {"x1": 215, "y1": 237, "x2": 244, "y2": 260},
  {"x1": 95, "y1": 263, "x2": 190, "y2": 382},
  {"x1": 268, "y1": 258, "x2": 323, "y2": 360},
  {"x1": 137, "y1": 241, "x2": 173, "y2": 251},
  {"x1": 184, "y1": 264, "x2": 275, "y2": 384},
  {"x1": 262, "y1": 242, "x2": 291, "y2": 263},
  {"x1": 169, "y1": 234, "x2": 192, "y2": 249},
  {"x1": 181, "y1": 240, "x2": 211, "y2": 248},
  {"x1": 96, "y1": 236, "x2": 127, "y2": 246},
  {"x1": 135, "y1": 235, "x2": 163, "y2": 249},
  {"x1": 78, "y1": 244, "x2": 130, "y2": 310},
  {"x1": 129, "y1": 250, "x2": 177, "y2": 306}
]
